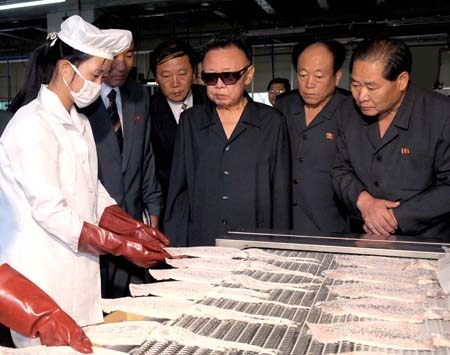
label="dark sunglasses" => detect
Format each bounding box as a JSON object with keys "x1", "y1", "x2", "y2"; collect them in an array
[{"x1": 201, "y1": 64, "x2": 252, "y2": 86}]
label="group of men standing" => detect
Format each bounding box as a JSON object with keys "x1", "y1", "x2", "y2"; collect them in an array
[
  {"x1": 280, "y1": 37, "x2": 450, "y2": 242},
  {"x1": 1, "y1": 21, "x2": 449, "y2": 299}
]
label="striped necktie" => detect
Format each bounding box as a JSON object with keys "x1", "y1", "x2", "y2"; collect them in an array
[{"x1": 107, "y1": 89, "x2": 123, "y2": 153}]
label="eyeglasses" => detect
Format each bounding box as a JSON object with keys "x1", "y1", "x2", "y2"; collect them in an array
[
  {"x1": 269, "y1": 89, "x2": 286, "y2": 94},
  {"x1": 201, "y1": 64, "x2": 252, "y2": 86}
]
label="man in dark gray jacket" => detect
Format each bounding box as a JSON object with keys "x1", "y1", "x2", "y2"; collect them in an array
[
  {"x1": 332, "y1": 38, "x2": 450, "y2": 241},
  {"x1": 276, "y1": 39, "x2": 350, "y2": 235}
]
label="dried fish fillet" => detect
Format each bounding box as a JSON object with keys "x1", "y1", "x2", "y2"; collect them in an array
[
  {"x1": 147, "y1": 325, "x2": 280, "y2": 355},
  {"x1": 130, "y1": 280, "x2": 270, "y2": 302},
  {"x1": 166, "y1": 257, "x2": 245, "y2": 271},
  {"x1": 130, "y1": 280, "x2": 213, "y2": 299},
  {"x1": 129, "y1": 280, "x2": 307, "y2": 308},
  {"x1": 239, "y1": 260, "x2": 323, "y2": 280},
  {"x1": 207, "y1": 286, "x2": 309, "y2": 309},
  {"x1": 327, "y1": 283, "x2": 447, "y2": 303},
  {"x1": 149, "y1": 268, "x2": 232, "y2": 283},
  {"x1": 307, "y1": 320, "x2": 439, "y2": 350},
  {"x1": 316, "y1": 297, "x2": 450, "y2": 323},
  {"x1": 323, "y1": 268, "x2": 437, "y2": 286},
  {"x1": 185, "y1": 304, "x2": 295, "y2": 326},
  {"x1": 334, "y1": 255, "x2": 437, "y2": 271},
  {"x1": 225, "y1": 274, "x2": 319, "y2": 292},
  {"x1": 237, "y1": 248, "x2": 320, "y2": 263},
  {"x1": 83, "y1": 321, "x2": 160, "y2": 346},
  {"x1": 98, "y1": 297, "x2": 194, "y2": 319},
  {"x1": 167, "y1": 257, "x2": 322, "y2": 280},
  {"x1": 164, "y1": 246, "x2": 241, "y2": 259}
]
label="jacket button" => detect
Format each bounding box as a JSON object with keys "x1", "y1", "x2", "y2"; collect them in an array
[
  {"x1": 293, "y1": 202, "x2": 298, "y2": 207},
  {"x1": 303, "y1": 134, "x2": 308, "y2": 140},
  {"x1": 224, "y1": 170, "x2": 230, "y2": 175},
  {"x1": 225, "y1": 145, "x2": 230, "y2": 151},
  {"x1": 374, "y1": 181, "x2": 380, "y2": 187},
  {"x1": 376, "y1": 155, "x2": 382, "y2": 161},
  {"x1": 221, "y1": 219, "x2": 228, "y2": 225},
  {"x1": 222, "y1": 195, "x2": 229, "y2": 200},
  {"x1": 293, "y1": 179, "x2": 299, "y2": 184},
  {"x1": 297, "y1": 157, "x2": 304, "y2": 163}
]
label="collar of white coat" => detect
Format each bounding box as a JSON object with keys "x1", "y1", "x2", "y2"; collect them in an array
[{"x1": 38, "y1": 85, "x2": 88, "y2": 133}]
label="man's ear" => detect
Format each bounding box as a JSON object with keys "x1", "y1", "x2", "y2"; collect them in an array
[
  {"x1": 397, "y1": 71, "x2": 410, "y2": 92},
  {"x1": 334, "y1": 69, "x2": 343, "y2": 86},
  {"x1": 244, "y1": 65, "x2": 255, "y2": 86}
]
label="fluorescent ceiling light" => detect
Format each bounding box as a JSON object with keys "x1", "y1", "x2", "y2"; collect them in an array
[
  {"x1": 0, "y1": 0, "x2": 66, "y2": 11},
  {"x1": 254, "y1": 0, "x2": 275, "y2": 15}
]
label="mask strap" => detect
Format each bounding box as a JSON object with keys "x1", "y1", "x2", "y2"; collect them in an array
[{"x1": 68, "y1": 62, "x2": 86, "y2": 81}]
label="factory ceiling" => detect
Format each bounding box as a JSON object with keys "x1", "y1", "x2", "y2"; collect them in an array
[{"x1": 0, "y1": 0, "x2": 449, "y2": 58}]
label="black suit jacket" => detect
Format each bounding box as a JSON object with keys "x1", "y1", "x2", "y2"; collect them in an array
[
  {"x1": 150, "y1": 84, "x2": 208, "y2": 199},
  {"x1": 80, "y1": 79, "x2": 162, "y2": 221},
  {"x1": 0, "y1": 110, "x2": 13, "y2": 137},
  {"x1": 276, "y1": 90, "x2": 350, "y2": 235},
  {"x1": 332, "y1": 85, "x2": 450, "y2": 241}
]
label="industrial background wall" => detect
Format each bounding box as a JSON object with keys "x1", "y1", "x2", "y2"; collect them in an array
[
  {"x1": 0, "y1": 45, "x2": 448, "y2": 106},
  {"x1": 0, "y1": 0, "x2": 449, "y2": 105}
]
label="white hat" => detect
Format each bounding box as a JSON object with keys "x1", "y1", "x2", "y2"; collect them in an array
[{"x1": 57, "y1": 15, "x2": 132, "y2": 60}]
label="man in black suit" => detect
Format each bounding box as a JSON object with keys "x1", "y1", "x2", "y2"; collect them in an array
[
  {"x1": 332, "y1": 38, "x2": 450, "y2": 241},
  {"x1": 276, "y1": 39, "x2": 350, "y2": 235},
  {"x1": 149, "y1": 39, "x2": 208, "y2": 223},
  {"x1": 80, "y1": 17, "x2": 162, "y2": 297}
]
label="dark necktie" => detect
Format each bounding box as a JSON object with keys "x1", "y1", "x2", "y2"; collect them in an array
[{"x1": 107, "y1": 89, "x2": 123, "y2": 153}]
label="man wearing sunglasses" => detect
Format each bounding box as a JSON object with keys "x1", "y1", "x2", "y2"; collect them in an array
[
  {"x1": 276, "y1": 39, "x2": 350, "y2": 236},
  {"x1": 165, "y1": 35, "x2": 291, "y2": 247}
]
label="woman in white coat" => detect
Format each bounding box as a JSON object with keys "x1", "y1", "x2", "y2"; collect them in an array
[{"x1": 0, "y1": 15, "x2": 170, "y2": 349}]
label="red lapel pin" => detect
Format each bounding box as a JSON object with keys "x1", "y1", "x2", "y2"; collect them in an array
[
  {"x1": 401, "y1": 147, "x2": 411, "y2": 155},
  {"x1": 134, "y1": 115, "x2": 141, "y2": 121},
  {"x1": 325, "y1": 132, "x2": 334, "y2": 140}
]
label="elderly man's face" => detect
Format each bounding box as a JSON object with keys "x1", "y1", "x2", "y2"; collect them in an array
[
  {"x1": 351, "y1": 59, "x2": 409, "y2": 117},
  {"x1": 103, "y1": 41, "x2": 134, "y2": 88},
  {"x1": 156, "y1": 54, "x2": 194, "y2": 102},
  {"x1": 297, "y1": 43, "x2": 341, "y2": 108},
  {"x1": 203, "y1": 45, "x2": 254, "y2": 109}
]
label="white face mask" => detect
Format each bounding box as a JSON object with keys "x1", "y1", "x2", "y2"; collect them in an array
[{"x1": 62, "y1": 62, "x2": 101, "y2": 108}]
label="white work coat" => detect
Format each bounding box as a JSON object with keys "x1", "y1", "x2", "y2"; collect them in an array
[{"x1": 0, "y1": 85, "x2": 115, "y2": 343}]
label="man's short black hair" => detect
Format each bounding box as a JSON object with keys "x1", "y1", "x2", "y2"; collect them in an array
[
  {"x1": 267, "y1": 78, "x2": 290, "y2": 92},
  {"x1": 350, "y1": 37, "x2": 412, "y2": 81},
  {"x1": 150, "y1": 39, "x2": 196, "y2": 77},
  {"x1": 292, "y1": 38, "x2": 346, "y2": 74},
  {"x1": 203, "y1": 34, "x2": 253, "y2": 64}
]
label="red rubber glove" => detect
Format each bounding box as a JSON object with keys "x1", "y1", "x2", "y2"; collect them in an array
[
  {"x1": 78, "y1": 222, "x2": 170, "y2": 268},
  {"x1": 99, "y1": 205, "x2": 170, "y2": 247},
  {"x1": 0, "y1": 264, "x2": 92, "y2": 353}
]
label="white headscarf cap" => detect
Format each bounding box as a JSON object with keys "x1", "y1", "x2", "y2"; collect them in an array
[{"x1": 57, "y1": 15, "x2": 132, "y2": 60}]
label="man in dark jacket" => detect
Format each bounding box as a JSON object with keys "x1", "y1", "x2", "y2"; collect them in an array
[
  {"x1": 149, "y1": 39, "x2": 208, "y2": 219},
  {"x1": 165, "y1": 35, "x2": 290, "y2": 246},
  {"x1": 332, "y1": 38, "x2": 450, "y2": 241},
  {"x1": 276, "y1": 39, "x2": 350, "y2": 235}
]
